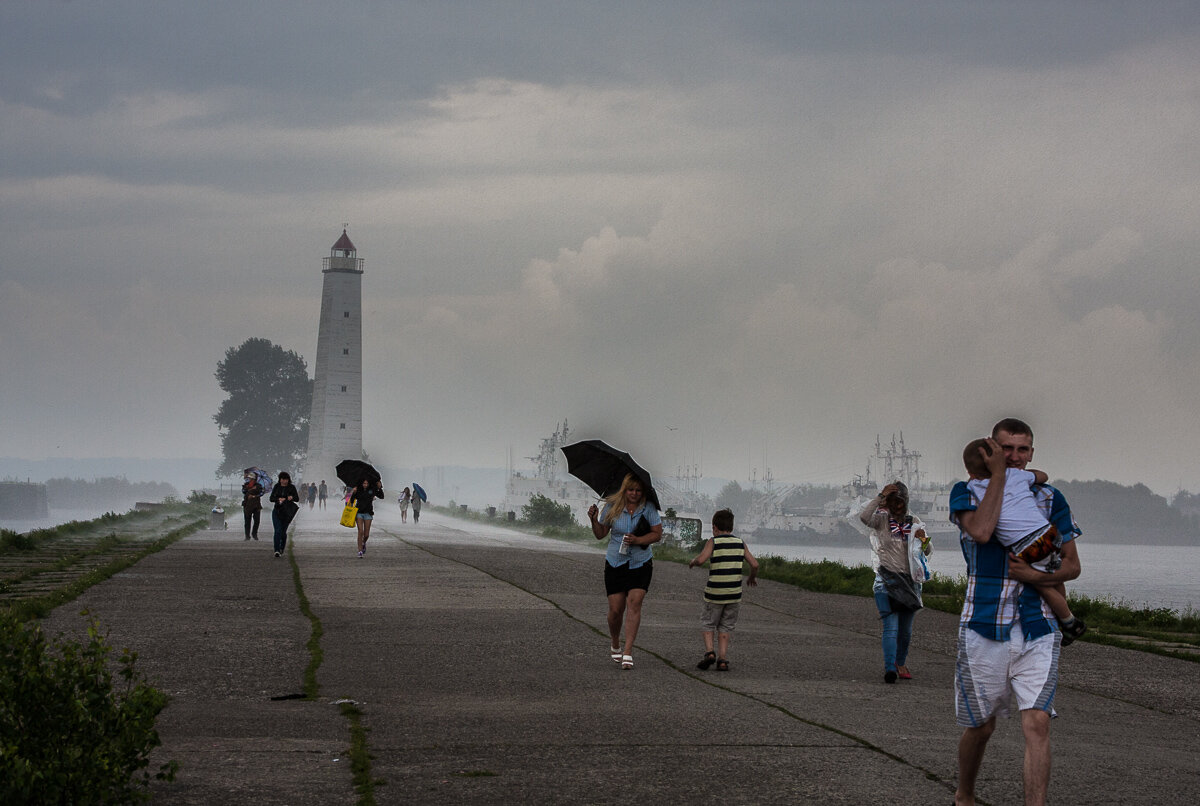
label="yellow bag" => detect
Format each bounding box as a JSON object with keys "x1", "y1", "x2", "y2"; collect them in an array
[{"x1": 339, "y1": 504, "x2": 358, "y2": 528}]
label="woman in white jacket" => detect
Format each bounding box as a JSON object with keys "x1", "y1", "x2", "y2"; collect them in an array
[{"x1": 858, "y1": 481, "x2": 932, "y2": 684}]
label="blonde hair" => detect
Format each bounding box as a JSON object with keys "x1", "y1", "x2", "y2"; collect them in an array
[{"x1": 602, "y1": 474, "x2": 643, "y2": 526}]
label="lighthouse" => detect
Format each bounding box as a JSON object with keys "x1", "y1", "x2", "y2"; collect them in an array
[{"x1": 304, "y1": 229, "x2": 364, "y2": 488}]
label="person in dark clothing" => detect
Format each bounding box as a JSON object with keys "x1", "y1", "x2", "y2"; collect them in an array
[
  {"x1": 269, "y1": 471, "x2": 301, "y2": 557},
  {"x1": 241, "y1": 475, "x2": 264, "y2": 540},
  {"x1": 349, "y1": 478, "x2": 385, "y2": 557}
]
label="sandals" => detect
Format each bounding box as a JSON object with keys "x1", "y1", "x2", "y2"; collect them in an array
[
  {"x1": 715, "y1": 658, "x2": 729, "y2": 672},
  {"x1": 620, "y1": 654, "x2": 634, "y2": 670},
  {"x1": 610, "y1": 644, "x2": 623, "y2": 663},
  {"x1": 697, "y1": 651, "x2": 717, "y2": 670},
  {"x1": 1060, "y1": 618, "x2": 1088, "y2": 647}
]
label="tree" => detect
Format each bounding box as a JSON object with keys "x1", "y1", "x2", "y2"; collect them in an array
[
  {"x1": 214, "y1": 338, "x2": 312, "y2": 477},
  {"x1": 521, "y1": 494, "x2": 576, "y2": 528}
]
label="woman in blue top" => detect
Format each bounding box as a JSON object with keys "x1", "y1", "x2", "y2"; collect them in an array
[{"x1": 588, "y1": 474, "x2": 663, "y2": 670}]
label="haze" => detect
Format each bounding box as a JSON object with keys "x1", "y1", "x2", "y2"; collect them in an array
[{"x1": 3, "y1": 2, "x2": 1199, "y2": 496}]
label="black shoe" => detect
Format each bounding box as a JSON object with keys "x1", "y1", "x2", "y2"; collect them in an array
[
  {"x1": 884, "y1": 670, "x2": 898, "y2": 684},
  {"x1": 697, "y1": 651, "x2": 716, "y2": 670},
  {"x1": 1060, "y1": 618, "x2": 1087, "y2": 646}
]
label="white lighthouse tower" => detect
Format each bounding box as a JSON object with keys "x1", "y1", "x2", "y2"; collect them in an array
[{"x1": 304, "y1": 229, "x2": 364, "y2": 487}]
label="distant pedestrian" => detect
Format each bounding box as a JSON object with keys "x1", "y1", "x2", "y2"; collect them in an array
[
  {"x1": 318, "y1": 480, "x2": 328, "y2": 510},
  {"x1": 268, "y1": 471, "x2": 301, "y2": 557},
  {"x1": 858, "y1": 480, "x2": 932, "y2": 684},
  {"x1": 240, "y1": 474, "x2": 264, "y2": 541},
  {"x1": 349, "y1": 478, "x2": 385, "y2": 557},
  {"x1": 399, "y1": 487, "x2": 411, "y2": 523},
  {"x1": 307, "y1": 482, "x2": 317, "y2": 510},
  {"x1": 411, "y1": 489, "x2": 422, "y2": 523},
  {"x1": 587, "y1": 473, "x2": 663, "y2": 671},
  {"x1": 688, "y1": 508, "x2": 758, "y2": 672}
]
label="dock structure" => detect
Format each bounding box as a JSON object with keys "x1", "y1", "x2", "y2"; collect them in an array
[{"x1": 38, "y1": 506, "x2": 1200, "y2": 804}]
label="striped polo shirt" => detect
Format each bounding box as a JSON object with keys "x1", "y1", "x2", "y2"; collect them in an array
[{"x1": 704, "y1": 534, "x2": 746, "y2": 604}]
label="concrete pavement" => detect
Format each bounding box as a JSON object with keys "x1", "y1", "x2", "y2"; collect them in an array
[{"x1": 40, "y1": 504, "x2": 1200, "y2": 804}]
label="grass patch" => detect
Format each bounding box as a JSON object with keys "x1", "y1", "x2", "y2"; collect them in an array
[
  {"x1": 286, "y1": 542, "x2": 380, "y2": 804},
  {"x1": 339, "y1": 700, "x2": 382, "y2": 804},
  {"x1": 2, "y1": 521, "x2": 204, "y2": 622},
  {"x1": 287, "y1": 542, "x2": 324, "y2": 700}
]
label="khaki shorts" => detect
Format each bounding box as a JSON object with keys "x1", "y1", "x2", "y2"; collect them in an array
[
  {"x1": 955, "y1": 622, "x2": 1059, "y2": 727},
  {"x1": 701, "y1": 601, "x2": 741, "y2": 633}
]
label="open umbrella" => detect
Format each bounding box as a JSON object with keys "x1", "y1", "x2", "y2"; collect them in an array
[
  {"x1": 243, "y1": 466, "x2": 272, "y2": 492},
  {"x1": 560, "y1": 440, "x2": 661, "y2": 511},
  {"x1": 411, "y1": 482, "x2": 427, "y2": 502},
  {"x1": 336, "y1": 459, "x2": 381, "y2": 488}
]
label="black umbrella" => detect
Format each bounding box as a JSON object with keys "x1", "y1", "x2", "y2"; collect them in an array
[
  {"x1": 336, "y1": 459, "x2": 381, "y2": 488},
  {"x1": 560, "y1": 440, "x2": 661, "y2": 511}
]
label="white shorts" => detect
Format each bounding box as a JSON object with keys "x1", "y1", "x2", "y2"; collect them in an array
[{"x1": 955, "y1": 622, "x2": 1060, "y2": 727}]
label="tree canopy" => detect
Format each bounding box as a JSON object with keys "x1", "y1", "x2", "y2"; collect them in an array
[{"x1": 214, "y1": 338, "x2": 312, "y2": 478}]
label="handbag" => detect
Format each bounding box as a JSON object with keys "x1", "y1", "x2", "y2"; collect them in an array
[
  {"x1": 879, "y1": 567, "x2": 923, "y2": 612},
  {"x1": 339, "y1": 503, "x2": 358, "y2": 528},
  {"x1": 630, "y1": 514, "x2": 652, "y2": 537}
]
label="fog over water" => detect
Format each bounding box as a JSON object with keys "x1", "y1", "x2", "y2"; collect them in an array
[{"x1": 4, "y1": 4, "x2": 1200, "y2": 498}]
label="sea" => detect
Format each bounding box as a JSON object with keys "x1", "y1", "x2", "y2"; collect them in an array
[{"x1": 750, "y1": 540, "x2": 1198, "y2": 615}]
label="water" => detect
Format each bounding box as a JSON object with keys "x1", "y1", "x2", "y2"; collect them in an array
[
  {"x1": 0, "y1": 508, "x2": 127, "y2": 533},
  {"x1": 753, "y1": 540, "x2": 1198, "y2": 615}
]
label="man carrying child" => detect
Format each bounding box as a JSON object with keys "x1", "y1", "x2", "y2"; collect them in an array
[{"x1": 951, "y1": 418, "x2": 1084, "y2": 806}]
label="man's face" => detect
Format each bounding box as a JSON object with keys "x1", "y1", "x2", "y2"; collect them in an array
[{"x1": 995, "y1": 429, "x2": 1034, "y2": 469}]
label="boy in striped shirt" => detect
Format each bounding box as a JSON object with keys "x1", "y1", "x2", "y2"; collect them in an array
[{"x1": 688, "y1": 508, "x2": 759, "y2": 671}]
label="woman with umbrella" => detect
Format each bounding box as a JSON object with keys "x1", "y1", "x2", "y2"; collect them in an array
[
  {"x1": 349, "y1": 476, "x2": 385, "y2": 557},
  {"x1": 588, "y1": 473, "x2": 663, "y2": 670}
]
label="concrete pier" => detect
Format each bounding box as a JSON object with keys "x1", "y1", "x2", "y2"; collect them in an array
[{"x1": 40, "y1": 505, "x2": 1200, "y2": 804}]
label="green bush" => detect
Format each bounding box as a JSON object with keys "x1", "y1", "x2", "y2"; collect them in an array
[
  {"x1": 0, "y1": 611, "x2": 176, "y2": 803},
  {"x1": 521, "y1": 494, "x2": 576, "y2": 528}
]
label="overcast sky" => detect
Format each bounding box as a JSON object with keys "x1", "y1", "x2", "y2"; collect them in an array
[{"x1": 3, "y1": 2, "x2": 1199, "y2": 495}]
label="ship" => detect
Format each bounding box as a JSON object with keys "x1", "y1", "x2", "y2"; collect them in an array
[
  {"x1": 744, "y1": 433, "x2": 958, "y2": 547},
  {"x1": 502, "y1": 420, "x2": 597, "y2": 523},
  {"x1": 502, "y1": 422, "x2": 705, "y2": 545}
]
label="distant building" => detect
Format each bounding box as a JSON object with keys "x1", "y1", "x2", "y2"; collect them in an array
[{"x1": 304, "y1": 229, "x2": 364, "y2": 488}]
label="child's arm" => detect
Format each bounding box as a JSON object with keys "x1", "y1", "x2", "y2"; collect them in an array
[
  {"x1": 744, "y1": 546, "x2": 759, "y2": 586},
  {"x1": 1029, "y1": 468, "x2": 1049, "y2": 486},
  {"x1": 688, "y1": 538, "x2": 714, "y2": 568}
]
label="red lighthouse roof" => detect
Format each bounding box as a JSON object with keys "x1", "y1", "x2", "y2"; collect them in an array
[{"x1": 332, "y1": 229, "x2": 356, "y2": 252}]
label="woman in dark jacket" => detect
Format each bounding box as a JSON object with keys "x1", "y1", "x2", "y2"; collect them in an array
[
  {"x1": 269, "y1": 471, "x2": 301, "y2": 557},
  {"x1": 349, "y1": 478, "x2": 385, "y2": 557}
]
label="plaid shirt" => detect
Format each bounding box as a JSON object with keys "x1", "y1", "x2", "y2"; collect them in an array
[{"x1": 949, "y1": 481, "x2": 1081, "y2": 641}]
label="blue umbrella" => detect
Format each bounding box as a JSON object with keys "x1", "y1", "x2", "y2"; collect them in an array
[
  {"x1": 243, "y1": 467, "x2": 272, "y2": 491},
  {"x1": 412, "y1": 482, "x2": 428, "y2": 502}
]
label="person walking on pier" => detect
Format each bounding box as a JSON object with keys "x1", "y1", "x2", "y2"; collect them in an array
[
  {"x1": 857, "y1": 480, "x2": 932, "y2": 683},
  {"x1": 268, "y1": 471, "x2": 301, "y2": 558},
  {"x1": 399, "y1": 487, "x2": 411, "y2": 523},
  {"x1": 688, "y1": 508, "x2": 758, "y2": 672},
  {"x1": 241, "y1": 474, "x2": 264, "y2": 541},
  {"x1": 951, "y1": 418, "x2": 1083, "y2": 806},
  {"x1": 349, "y1": 477, "x2": 385, "y2": 557},
  {"x1": 588, "y1": 473, "x2": 663, "y2": 670}
]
